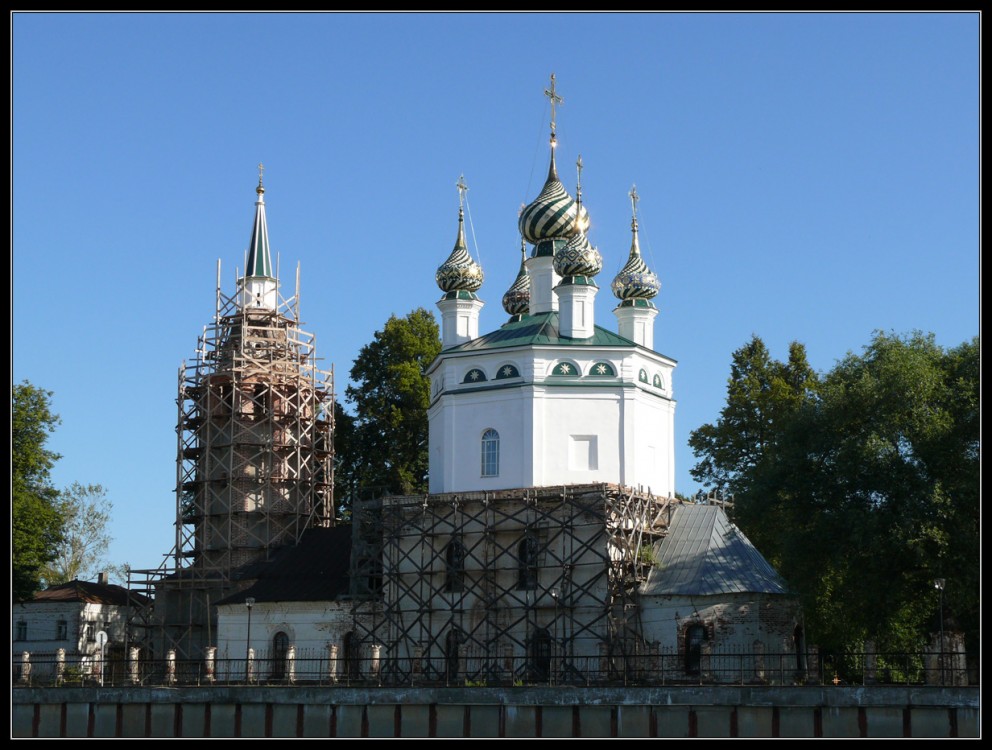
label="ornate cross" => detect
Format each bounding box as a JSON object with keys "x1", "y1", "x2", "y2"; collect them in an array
[
  {"x1": 544, "y1": 73, "x2": 564, "y2": 139},
  {"x1": 630, "y1": 184, "x2": 640, "y2": 218},
  {"x1": 456, "y1": 174, "x2": 469, "y2": 209},
  {"x1": 257, "y1": 162, "x2": 265, "y2": 186}
]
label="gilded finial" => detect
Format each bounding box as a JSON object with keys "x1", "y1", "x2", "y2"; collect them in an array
[
  {"x1": 629, "y1": 184, "x2": 639, "y2": 230},
  {"x1": 257, "y1": 162, "x2": 265, "y2": 195},
  {"x1": 544, "y1": 73, "x2": 564, "y2": 146}
]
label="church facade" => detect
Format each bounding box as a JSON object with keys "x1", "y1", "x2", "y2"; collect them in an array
[{"x1": 163, "y1": 77, "x2": 802, "y2": 686}]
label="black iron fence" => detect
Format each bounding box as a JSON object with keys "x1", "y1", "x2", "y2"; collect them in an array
[{"x1": 11, "y1": 647, "x2": 977, "y2": 689}]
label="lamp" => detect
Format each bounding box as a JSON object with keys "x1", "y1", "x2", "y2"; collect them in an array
[
  {"x1": 245, "y1": 597, "x2": 255, "y2": 683},
  {"x1": 934, "y1": 579, "x2": 945, "y2": 685}
]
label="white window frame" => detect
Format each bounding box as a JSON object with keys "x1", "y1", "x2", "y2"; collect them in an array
[{"x1": 481, "y1": 428, "x2": 500, "y2": 477}]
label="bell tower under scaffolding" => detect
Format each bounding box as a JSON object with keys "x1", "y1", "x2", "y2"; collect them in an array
[{"x1": 128, "y1": 170, "x2": 334, "y2": 660}]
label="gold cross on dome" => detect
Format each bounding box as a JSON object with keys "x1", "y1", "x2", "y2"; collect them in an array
[
  {"x1": 544, "y1": 73, "x2": 564, "y2": 138},
  {"x1": 630, "y1": 184, "x2": 640, "y2": 218},
  {"x1": 456, "y1": 174, "x2": 469, "y2": 209}
]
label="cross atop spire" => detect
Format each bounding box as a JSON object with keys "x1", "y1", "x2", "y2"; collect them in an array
[
  {"x1": 456, "y1": 174, "x2": 469, "y2": 210},
  {"x1": 256, "y1": 163, "x2": 265, "y2": 196},
  {"x1": 544, "y1": 73, "x2": 564, "y2": 144},
  {"x1": 630, "y1": 184, "x2": 640, "y2": 228},
  {"x1": 576, "y1": 155, "x2": 584, "y2": 203}
]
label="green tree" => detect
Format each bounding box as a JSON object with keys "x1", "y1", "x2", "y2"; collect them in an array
[
  {"x1": 332, "y1": 401, "x2": 358, "y2": 519},
  {"x1": 343, "y1": 308, "x2": 441, "y2": 497},
  {"x1": 689, "y1": 331, "x2": 980, "y2": 656},
  {"x1": 12, "y1": 381, "x2": 66, "y2": 601},
  {"x1": 688, "y1": 335, "x2": 818, "y2": 497},
  {"x1": 40, "y1": 483, "x2": 127, "y2": 586}
]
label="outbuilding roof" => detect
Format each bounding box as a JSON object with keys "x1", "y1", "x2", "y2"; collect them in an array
[{"x1": 641, "y1": 503, "x2": 791, "y2": 597}]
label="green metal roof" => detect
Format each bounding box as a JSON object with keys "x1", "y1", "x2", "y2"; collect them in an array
[{"x1": 445, "y1": 311, "x2": 640, "y2": 352}]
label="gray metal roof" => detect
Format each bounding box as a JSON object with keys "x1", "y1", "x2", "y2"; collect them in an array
[{"x1": 641, "y1": 504, "x2": 791, "y2": 597}]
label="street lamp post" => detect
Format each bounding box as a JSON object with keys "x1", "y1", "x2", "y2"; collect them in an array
[
  {"x1": 934, "y1": 579, "x2": 945, "y2": 685},
  {"x1": 245, "y1": 597, "x2": 255, "y2": 683}
]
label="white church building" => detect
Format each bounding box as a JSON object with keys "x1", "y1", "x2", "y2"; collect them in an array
[{"x1": 211, "y1": 76, "x2": 803, "y2": 686}]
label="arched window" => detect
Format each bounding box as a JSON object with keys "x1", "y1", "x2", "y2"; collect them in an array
[
  {"x1": 589, "y1": 361, "x2": 616, "y2": 377},
  {"x1": 343, "y1": 631, "x2": 361, "y2": 679},
  {"x1": 445, "y1": 629, "x2": 462, "y2": 683},
  {"x1": 272, "y1": 631, "x2": 289, "y2": 679},
  {"x1": 685, "y1": 624, "x2": 706, "y2": 676},
  {"x1": 518, "y1": 535, "x2": 539, "y2": 590},
  {"x1": 527, "y1": 627, "x2": 552, "y2": 681},
  {"x1": 481, "y1": 429, "x2": 500, "y2": 477},
  {"x1": 445, "y1": 538, "x2": 466, "y2": 593}
]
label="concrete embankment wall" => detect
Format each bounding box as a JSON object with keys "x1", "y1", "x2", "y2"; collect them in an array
[{"x1": 12, "y1": 685, "x2": 979, "y2": 738}]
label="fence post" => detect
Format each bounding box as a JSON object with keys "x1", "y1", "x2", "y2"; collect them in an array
[
  {"x1": 808, "y1": 646, "x2": 820, "y2": 684},
  {"x1": 166, "y1": 649, "x2": 177, "y2": 685},
  {"x1": 204, "y1": 646, "x2": 217, "y2": 684},
  {"x1": 370, "y1": 644, "x2": 381, "y2": 684},
  {"x1": 129, "y1": 646, "x2": 141, "y2": 685},
  {"x1": 246, "y1": 647, "x2": 256, "y2": 684},
  {"x1": 19, "y1": 652, "x2": 32, "y2": 685},
  {"x1": 56, "y1": 648, "x2": 66, "y2": 686},
  {"x1": 286, "y1": 645, "x2": 296, "y2": 684},
  {"x1": 327, "y1": 643, "x2": 338, "y2": 684}
]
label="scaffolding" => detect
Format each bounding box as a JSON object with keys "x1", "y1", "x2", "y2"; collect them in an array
[
  {"x1": 129, "y1": 262, "x2": 334, "y2": 661},
  {"x1": 345, "y1": 484, "x2": 672, "y2": 685}
]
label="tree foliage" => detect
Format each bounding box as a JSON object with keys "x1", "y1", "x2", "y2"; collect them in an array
[
  {"x1": 339, "y1": 308, "x2": 441, "y2": 504},
  {"x1": 12, "y1": 381, "x2": 66, "y2": 601},
  {"x1": 40, "y1": 483, "x2": 126, "y2": 586},
  {"x1": 689, "y1": 331, "x2": 979, "y2": 655}
]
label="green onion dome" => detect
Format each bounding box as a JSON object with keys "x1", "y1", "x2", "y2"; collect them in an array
[
  {"x1": 554, "y1": 227, "x2": 603, "y2": 278},
  {"x1": 611, "y1": 212, "x2": 659, "y2": 300},
  {"x1": 517, "y1": 149, "x2": 582, "y2": 245},
  {"x1": 436, "y1": 206, "x2": 484, "y2": 293},
  {"x1": 502, "y1": 239, "x2": 531, "y2": 316}
]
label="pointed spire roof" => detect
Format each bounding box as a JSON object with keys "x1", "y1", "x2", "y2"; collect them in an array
[
  {"x1": 246, "y1": 163, "x2": 273, "y2": 279},
  {"x1": 611, "y1": 185, "x2": 660, "y2": 301},
  {"x1": 435, "y1": 175, "x2": 484, "y2": 295}
]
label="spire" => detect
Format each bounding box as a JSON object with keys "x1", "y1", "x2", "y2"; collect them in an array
[
  {"x1": 237, "y1": 165, "x2": 280, "y2": 310},
  {"x1": 611, "y1": 184, "x2": 660, "y2": 301},
  {"x1": 246, "y1": 163, "x2": 273, "y2": 279},
  {"x1": 435, "y1": 174, "x2": 484, "y2": 295}
]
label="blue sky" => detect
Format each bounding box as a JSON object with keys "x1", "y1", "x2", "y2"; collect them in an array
[{"x1": 12, "y1": 12, "x2": 980, "y2": 576}]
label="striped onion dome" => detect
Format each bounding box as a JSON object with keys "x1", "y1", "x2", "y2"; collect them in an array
[
  {"x1": 555, "y1": 228, "x2": 603, "y2": 277},
  {"x1": 436, "y1": 206, "x2": 484, "y2": 293},
  {"x1": 611, "y1": 213, "x2": 660, "y2": 300},
  {"x1": 502, "y1": 239, "x2": 531, "y2": 316},
  {"x1": 518, "y1": 149, "x2": 584, "y2": 245}
]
